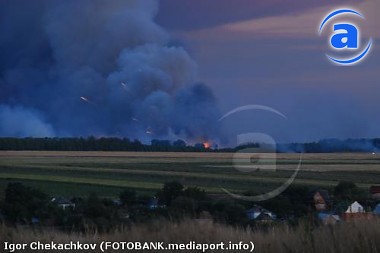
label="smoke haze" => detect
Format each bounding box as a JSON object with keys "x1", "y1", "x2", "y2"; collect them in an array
[{"x1": 0, "y1": 0, "x2": 220, "y2": 141}]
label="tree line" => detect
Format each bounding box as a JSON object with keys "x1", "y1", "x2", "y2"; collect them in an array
[
  {"x1": 0, "y1": 137, "x2": 212, "y2": 152},
  {"x1": 0, "y1": 137, "x2": 379, "y2": 152}
]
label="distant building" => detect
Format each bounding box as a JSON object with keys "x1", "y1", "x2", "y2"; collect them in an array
[
  {"x1": 370, "y1": 186, "x2": 380, "y2": 199},
  {"x1": 31, "y1": 217, "x2": 40, "y2": 225},
  {"x1": 117, "y1": 210, "x2": 130, "y2": 220},
  {"x1": 51, "y1": 197, "x2": 75, "y2": 210},
  {"x1": 147, "y1": 197, "x2": 165, "y2": 210},
  {"x1": 342, "y1": 201, "x2": 373, "y2": 221},
  {"x1": 247, "y1": 205, "x2": 276, "y2": 222},
  {"x1": 345, "y1": 201, "x2": 365, "y2": 213},
  {"x1": 112, "y1": 199, "x2": 122, "y2": 207},
  {"x1": 148, "y1": 197, "x2": 159, "y2": 209}
]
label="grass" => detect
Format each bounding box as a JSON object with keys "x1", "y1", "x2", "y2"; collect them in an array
[
  {"x1": 1, "y1": 219, "x2": 380, "y2": 253},
  {"x1": 1, "y1": 151, "x2": 380, "y2": 198}
]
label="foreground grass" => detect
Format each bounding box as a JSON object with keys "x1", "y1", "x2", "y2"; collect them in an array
[{"x1": 1, "y1": 219, "x2": 380, "y2": 253}]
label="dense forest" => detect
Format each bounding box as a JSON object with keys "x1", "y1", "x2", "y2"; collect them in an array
[{"x1": 0, "y1": 137, "x2": 208, "y2": 152}]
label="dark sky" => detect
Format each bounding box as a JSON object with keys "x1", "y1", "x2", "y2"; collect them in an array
[{"x1": 0, "y1": 0, "x2": 379, "y2": 145}]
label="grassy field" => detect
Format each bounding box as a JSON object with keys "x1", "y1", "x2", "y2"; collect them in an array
[
  {"x1": 2, "y1": 219, "x2": 380, "y2": 253},
  {"x1": 1, "y1": 151, "x2": 380, "y2": 198}
]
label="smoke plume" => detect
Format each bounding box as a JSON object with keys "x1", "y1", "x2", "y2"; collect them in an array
[{"x1": 0, "y1": 0, "x2": 220, "y2": 141}]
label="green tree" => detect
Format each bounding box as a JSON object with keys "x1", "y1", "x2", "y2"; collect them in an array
[
  {"x1": 158, "y1": 181, "x2": 184, "y2": 206},
  {"x1": 82, "y1": 193, "x2": 120, "y2": 232},
  {"x1": 173, "y1": 139, "x2": 187, "y2": 149},
  {"x1": 211, "y1": 199, "x2": 247, "y2": 225},
  {"x1": 334, "y1": 181, "x2": 364, "y2": 201},
  {"x1": 3, "y1": 183, "x2": 50, "y2": 223}
]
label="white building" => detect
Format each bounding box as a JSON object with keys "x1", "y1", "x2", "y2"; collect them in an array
[{"x1": 345, "y1": 201, "x2": 365, "y2": 213}]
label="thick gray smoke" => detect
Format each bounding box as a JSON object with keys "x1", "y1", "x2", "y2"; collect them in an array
[{"x1": 0, "y1": 0, "x2": 220, "y2": 141}]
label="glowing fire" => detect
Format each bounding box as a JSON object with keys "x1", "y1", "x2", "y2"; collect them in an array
[{"x1": 203, "y1": 142, "x2": 211, "y2": 149}]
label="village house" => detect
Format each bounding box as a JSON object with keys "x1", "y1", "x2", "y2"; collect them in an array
[
  {"x1": 147, "y1": 197, "x2": 166, "y2": 210},
  {"x1": 342, "y1": 201, "x2": 373, "y2": 221},
  {"x1": 51, "y1": 197, "x2": 75, "y2": 210},
  {"x1": 112, "y1": 199, "x2": 122, "y2": 207},
  {"x1": 246, "y1": 205, "x2": 276, "y2": 223},
  {"x1": 31, "y1": 217, "x2": 40, "y2": 225},
  {"x1": 148, "y1": 197, "x2": 159, "y2": 209},
  {"x1": 345, "y1": 201, "x2": 364, "y2": 213}
]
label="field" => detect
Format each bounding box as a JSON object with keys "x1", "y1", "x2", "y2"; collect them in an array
[{"x1": 1, "y1": 151, "x2": 380, "y2": 198}]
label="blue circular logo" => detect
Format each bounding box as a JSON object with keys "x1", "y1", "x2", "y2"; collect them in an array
[{"x1": 319, "y1": 8, "x2": 373, "y2": 65}]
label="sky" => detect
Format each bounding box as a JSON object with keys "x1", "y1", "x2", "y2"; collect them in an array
[
  {"x1": 157, "y1": 0, "x2": 380, "y2": 143},
  {"x1": 0, "y1": 0, "x2": 379, "y2": 145}
]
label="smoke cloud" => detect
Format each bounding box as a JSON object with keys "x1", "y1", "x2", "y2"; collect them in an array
[
  {"x1": 0, "y1": 105, "x2": 54, "y2": 137},
  {"x1": 0, "y1": 0, "x2": 220, "y2": 141}
]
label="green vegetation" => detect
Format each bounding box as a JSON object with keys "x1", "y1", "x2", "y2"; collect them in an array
[
  {"x1": 1, "y1": 151, "x2": 380, "y2": 198},
  {"x1": 0, "y1": 156, "x2": 378, "y2": 253}
]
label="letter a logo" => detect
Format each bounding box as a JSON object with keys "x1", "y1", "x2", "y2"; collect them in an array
[
  {"x1": 331, "y1": 24, "x2": 358, "y2": 49},
  {"x1": 318, "y1": 9, "x2": 373, "y2": 65}
]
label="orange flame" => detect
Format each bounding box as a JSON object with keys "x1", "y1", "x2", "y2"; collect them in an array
[{"x1": 203, "y1": 142, "x2": 211, "y2": 149}]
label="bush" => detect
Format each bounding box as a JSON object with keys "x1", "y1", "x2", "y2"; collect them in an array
[
  {"x1": 119, "y1": 189, "x2": 137, "y2": 206},
  {"x1": 2, "y1": 183, "x2": 52, "y2": 223}
]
